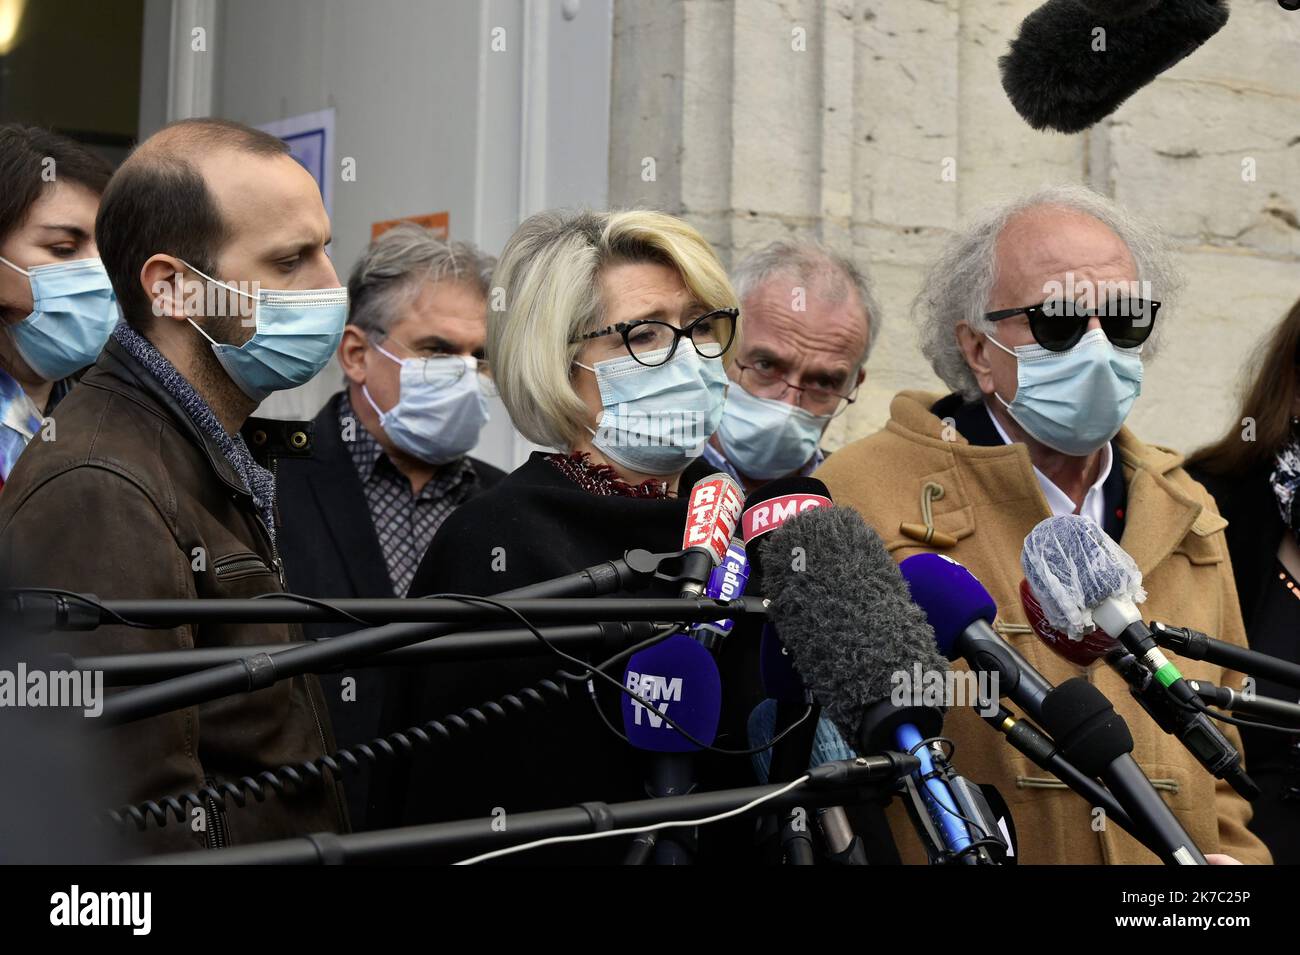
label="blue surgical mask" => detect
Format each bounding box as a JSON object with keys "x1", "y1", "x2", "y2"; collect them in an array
[
  {"x1": 987, "y1": 326, "x2": 1143, "y2": 456},
  {"x1": 0, "y1": 255, "x2": 118, "y2": 380},
  {"x1": 575, "y1": 344, "x2": 729, "y2": 475},
  {"x1": 716, "y1": 383, "x2": 829, "y2": 480},
  {"x1": 180, "y1": 259, "x2": 348, "y2": 402},
  {"x1": 361, "y1": 344, "x2": 491, "y2": 465}
]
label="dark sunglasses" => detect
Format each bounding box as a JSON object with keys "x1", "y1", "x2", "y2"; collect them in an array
[{"x1": 984, "y1": 298, "x2": 1160, "y2": 352}]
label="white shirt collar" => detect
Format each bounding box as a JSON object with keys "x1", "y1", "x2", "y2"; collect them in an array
[{"x1": 983, "y1": 403, "x2": 1112, "y2": 526}]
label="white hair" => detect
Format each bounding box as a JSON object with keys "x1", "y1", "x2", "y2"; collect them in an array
[
  {"x1": 915, "y1": 184, "x2": 1185, "y2": 401},
  {"x1": 732, "y1": 239, "x2": 881, "y2": 362}
]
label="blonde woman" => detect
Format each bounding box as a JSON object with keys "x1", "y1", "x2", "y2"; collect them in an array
[{"x1": 388, "y1": 210, "x2": 747, "y2": 858}]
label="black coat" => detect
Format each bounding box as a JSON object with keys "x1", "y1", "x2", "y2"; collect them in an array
[
  {"x1": 1188, "y1": 464, "x2": 1284, "y2": 628},
  {"x1": 387, "y1": 451, "x2": 767, "y2": 861},
  {"x1": 273, "y1": 391, "x2": 503, "y2": 828},
  {"x1": 1189, "y1": 462, "x2": 1300, "y2": 864}
]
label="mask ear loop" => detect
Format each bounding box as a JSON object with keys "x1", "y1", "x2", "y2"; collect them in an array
[
  {"x1": 171, "y1": 258, "x2": 260, "y2": 345},
  {"x1": 358, "y1": 338, "x2": 407, "y2": 423},
  {"x1": 0, "y1": 254, "x2": 31, "y2": 277},
  {"x1": 982, "y1": 327, "x2": 1020, "y2": 415}
]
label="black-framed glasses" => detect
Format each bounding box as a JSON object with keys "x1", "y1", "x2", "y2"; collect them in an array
[
  {"x1": 572, "y1": 307, "x2": 738, "y2": 367},
  {"x1": 735, "y1": 361, "x2": 859, "y2": 418},
  {"x1": 984, "y1": 298, "x2": 1160, "y2": 353}
]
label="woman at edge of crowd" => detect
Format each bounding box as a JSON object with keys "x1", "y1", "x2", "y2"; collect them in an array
[
  {"x1": 1187, "y1": 295, "x2": 1300, "y2": 866},
  {"x1": 0, "y1": 124, "x2": 116, "y2": 487}
]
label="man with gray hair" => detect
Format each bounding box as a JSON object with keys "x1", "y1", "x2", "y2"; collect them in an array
[
  {"x1": 817, "y1": 185, "x2": 1269, "y2": 865},
  {"x1": 704, "y1": 239, "x2": 879, "y2": 493},
  {"x1": 274, "y1": 222, "x2": 503, "y2": 829}
]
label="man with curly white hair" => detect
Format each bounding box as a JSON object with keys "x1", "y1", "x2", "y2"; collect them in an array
[{"x1": 817, "y1": 185, "x2": 1270, "y2": 865}]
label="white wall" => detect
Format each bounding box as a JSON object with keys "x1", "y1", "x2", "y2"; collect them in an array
[
  {"x1": 609, "y1": 0, "x2": 1300, "y2": 457},
  {"x1": 143, "y1": 0, "x2": 613, "y2": 471}
]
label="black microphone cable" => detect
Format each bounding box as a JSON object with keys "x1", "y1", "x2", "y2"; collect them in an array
[{"x1": 104, "y1": 594, "x2": 810, "y2": 831}]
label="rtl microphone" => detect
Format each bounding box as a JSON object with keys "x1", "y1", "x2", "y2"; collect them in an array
[
  {"x1": 677, "y1": 472, "x2": 744, "y2": 598},
  {"x1": 999, "y1": 0, "x2": 1229, "y2": 133}
]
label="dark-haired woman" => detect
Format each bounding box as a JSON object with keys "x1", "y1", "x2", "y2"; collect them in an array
[
  {"x1": 1189, "y1": 296, "x2": 1300, "y2": 865},
  {"x1": 0, "y1": 124, "x2": 116, "y2": 487}
]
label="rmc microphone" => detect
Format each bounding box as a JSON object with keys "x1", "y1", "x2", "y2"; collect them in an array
[{"x1": 740, "y1": 477, "x2": 841, "y2": 861}]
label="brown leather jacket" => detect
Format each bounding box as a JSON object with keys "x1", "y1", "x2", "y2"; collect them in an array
[{"x1": 0, "y1": 338, "x2": 349, "y2": 855}]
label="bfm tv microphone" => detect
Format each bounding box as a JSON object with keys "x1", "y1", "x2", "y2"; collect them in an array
[
  {"x1": 763, "y1": 506, "x2": 992, "y2": 861},
  {"x1": 999, "y1": 0, "x2": 1229, "y2": 133},
  {"x1": 1019, "y1": 575, "x2": 1258, "y2": 800},
  {"x1": 901, "y1": 552, "x2": 1206, "y2": 864},
  {"x1": 620, "y1": 633, "x2": 722, "y2": 865},
  {"x1": 678, "y1": 472, "x2": 744, "y2": 598}
]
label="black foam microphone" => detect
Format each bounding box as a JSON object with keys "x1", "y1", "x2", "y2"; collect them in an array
[
  {"x1": 1040, "y1": 678, "x2": 1207, "y2": 864},
  {"x1": 999, "y1": 0, "x2": 1229, "y2": 133}
]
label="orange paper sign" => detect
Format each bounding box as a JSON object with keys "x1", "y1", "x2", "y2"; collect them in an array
[{"x1": 371, "y1": 211, "x2": 450, "y2": 240}]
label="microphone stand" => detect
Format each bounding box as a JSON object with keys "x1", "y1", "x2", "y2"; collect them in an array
[
  {"x1": 65, "y1": 621, "x2": 661, "y2": 686},
  {"x1": 93, "y1": 594, "x2": 765, "y2": 726},
  {"x1": 1151, "y1": 621, "x2": 1300, "y2": 691},
  {"x1": 135, "y1": 755, "x2": 919, "y2": 865}
]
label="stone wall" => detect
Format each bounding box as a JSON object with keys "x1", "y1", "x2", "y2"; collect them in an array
[{"x1": 609, "y1": 0, "x2": 1300, "y2": 455}]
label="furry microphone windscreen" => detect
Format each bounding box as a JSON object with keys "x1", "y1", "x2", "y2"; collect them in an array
[
  {"x1": 1076, "y1": 0, "x2": 1164, "y2": 17},
  {"x1": 763, "y1": 505, "x2": 949, "y2": 743},
  {"x1": 999, "y1": 0, "x2": 1230, "y2": 133}
]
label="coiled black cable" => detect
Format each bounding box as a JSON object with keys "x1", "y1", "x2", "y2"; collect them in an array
[{"x1": 106, "y1": 673, "x2": 575, "y2": 831}]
